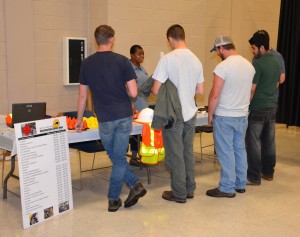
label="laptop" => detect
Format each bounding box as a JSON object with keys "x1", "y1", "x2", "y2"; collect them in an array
[{"x1": 8, "y1": 102, "x2": 46, "y2": 128}]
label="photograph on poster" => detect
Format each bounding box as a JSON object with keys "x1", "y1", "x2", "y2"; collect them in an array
[
  {"x1": 59, "y1": 201, "x2": 70, "y2": 213},
  {"x1": 44, "y1": 206, "x2": 54, "y2": 219},
  {"x1": 29, "y1": 212, "x2": 39, "y2": 226}
]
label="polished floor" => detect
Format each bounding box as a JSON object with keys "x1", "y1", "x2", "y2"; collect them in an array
[{"x1": 1, "y1": 124, "x2": 300, "y2": 237}]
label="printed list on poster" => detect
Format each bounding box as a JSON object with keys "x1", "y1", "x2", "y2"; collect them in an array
[{"x1": 15, "y1": 117, "x2": 73, "y2": 229}]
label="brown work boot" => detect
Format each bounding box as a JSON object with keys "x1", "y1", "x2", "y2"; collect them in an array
[
  {"x1": 162, "y1": 191, "x2": 186, "y2": 203},
  {"x1": 124, "y1": 182, "x2": 147, "y2": 208}
]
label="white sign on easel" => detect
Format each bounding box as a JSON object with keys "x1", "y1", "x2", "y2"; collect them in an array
[{"x1": 15, "y1": 117, "x2": 73, "y2": 229}]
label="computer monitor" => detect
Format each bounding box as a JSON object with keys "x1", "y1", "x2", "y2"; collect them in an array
[{"x1": 10, "y1": 102, "x2": 46, "y2": 127}]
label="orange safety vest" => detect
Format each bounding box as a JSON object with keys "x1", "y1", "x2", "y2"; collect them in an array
[{"x1": 138, "y1": 122, "x2": 165, "y2": 165}]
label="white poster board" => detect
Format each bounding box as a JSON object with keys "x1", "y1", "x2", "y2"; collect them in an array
[{"x1": 15, "y1": 117, "x2": 73, "y2": 229}]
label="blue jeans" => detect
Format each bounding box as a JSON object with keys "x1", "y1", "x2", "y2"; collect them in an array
[
  {"x1": 246, "y1": 109, "x2": 276, "y2": 183},
  {"x1": 213, "y1": 115, "x2": 248, "y2": 193},
  {"x1": 162, "y1": 113, "x2": 197, "y2": 198},
  {"x1": 99, "y1": 116, "x2": 139, "y2": 200}
]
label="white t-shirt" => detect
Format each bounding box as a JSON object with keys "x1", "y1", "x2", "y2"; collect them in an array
[
  {"x1": 152, "y1": 48, "x2": 204, "y2": 121},
  {"x1": 214, "y1": 55, "x2": 255, "y2": 117}
]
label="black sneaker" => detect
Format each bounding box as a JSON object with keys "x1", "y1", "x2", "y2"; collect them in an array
[
  {"x1": 261, "y1": 173, "x2": 273, "y2": 181},
  {"x1": 246, "y1": 179, "x2": 261, "y2": 186},
  {"x1": 124, "y1": 182, "x2": 147, "y2": 208},
  {"x1": 108, "y1": 198, "x2": 122, "y2": 212},
  {"x1": 129, "y1": 158, "x2": 140, "y2": 167},
  {"x1": 235, "y1": 188, "x2": 246, "y2": 193},
  {"x1": 186, "y1": 193, "x2": 194, "y2": 199}
]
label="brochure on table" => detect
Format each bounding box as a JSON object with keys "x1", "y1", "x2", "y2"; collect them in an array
[{"x1": 15, "y1": 117, "x2": 73, "y2": 229}]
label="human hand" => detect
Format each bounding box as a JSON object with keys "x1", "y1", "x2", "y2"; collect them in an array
[
  {"x1": 132, "y1": 110, "x2": 139, "y2": 119},
  {"x1": 208, "y1": 115, "x2": 213, "y2": 125},
  {"x1": 75, "y1": 120, "x2": 84, "y2": 132}
]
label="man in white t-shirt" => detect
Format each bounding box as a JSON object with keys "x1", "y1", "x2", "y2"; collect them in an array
[
  {"x1": 206, "y1": 35, "x2": 255, "y2": 198},
  {"x1": 152, "y1": 24, "x2": 204, "y2": 203}
]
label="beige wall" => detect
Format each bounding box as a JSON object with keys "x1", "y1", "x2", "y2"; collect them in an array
[
  {"x1": 0, "y1": 0, "x2": 281, "y2": 115},
  {"x1": 0, "y1": 0, "x2": 8, "y2": 112}
]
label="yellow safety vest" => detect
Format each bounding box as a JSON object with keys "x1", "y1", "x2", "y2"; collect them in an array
[{"x1": 138, "y1": 122, "x2": 165, "y2": 165}]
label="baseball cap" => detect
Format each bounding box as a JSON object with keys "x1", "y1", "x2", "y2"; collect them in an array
[{"x1": 210, "y1": 35, "x2": 233, "y2": 52}]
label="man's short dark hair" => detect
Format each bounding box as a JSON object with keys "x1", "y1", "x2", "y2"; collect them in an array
[
  {"x1": 249, "y1": 31, "x2": 270, "y2": 50},
  {"x1": 94, "y1": 25, "x2": 115, "y2": 45},
  {"x1": 166, "y1": 24, "x2": 185, "y2": 41},
  {"x1": 217, "y1": 43, "x2": 236, "y2": 51},
  {"x1": 256, "y1": 30, "x2": 270, "y2": 41},
  {"x1": 130, "y1": 45, "x2": 143, "y2": 54}
]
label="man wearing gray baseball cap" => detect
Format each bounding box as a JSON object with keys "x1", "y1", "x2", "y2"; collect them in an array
[
  {"x1": 206, "y1": 35, "x2": 255, "y2": 198},
  {"x1": 210, "y1": 35, "x2": 233, "y2": 53}
]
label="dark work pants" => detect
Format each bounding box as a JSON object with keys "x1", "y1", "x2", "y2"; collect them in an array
[
  {"x1": 246, "y1": 109, "x2": 276, "y2": 183},
  {"x1": 162, "y1": 113, "x2": 197, "y2": 199}
]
